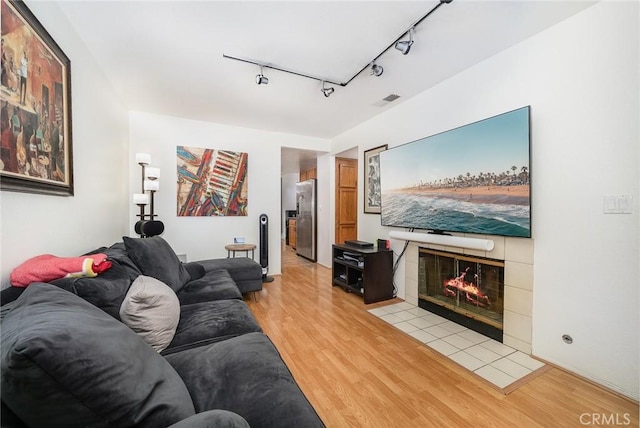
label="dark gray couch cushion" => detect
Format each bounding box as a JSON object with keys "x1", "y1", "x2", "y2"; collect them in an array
[
  {"x1": 168, "y1": 410, "x2": 250, "y2": 428},
  {"x1": 196, "y1": 258, "x2": 263, "y2": 294},
  {"x1": 49, "y1": 258, "x2": 140, "y2": 320},
  {"x1": 183, "y1": 261, "x2": 206, "y2": 281},
  {"x1": 177, "y1": 269, "x2": 242, "y2": 304},
  {"x1": 1, "y1": 283, "x2": 195, "y2": 428},
  {"x1": 165, "y1": 332, "x2": 325, "y2": 428},
  {"x1": 48, "y1": 242, "x2": 143, "y2": 321},
  {"x1": 124, "y1": 236, "x2": 191, "y2": 292},
  {"x1": 164, "y1": 299, "x2": 262, "y2": 353}
]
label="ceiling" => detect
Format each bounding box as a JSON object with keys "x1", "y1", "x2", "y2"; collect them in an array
[{"x1": 56, "y1": 0, "x2": 596, "y2": 171}]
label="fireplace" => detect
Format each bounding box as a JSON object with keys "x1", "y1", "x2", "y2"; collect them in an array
[{"x1": 418, "y1": 248, "x2": 504, "y2": 342}]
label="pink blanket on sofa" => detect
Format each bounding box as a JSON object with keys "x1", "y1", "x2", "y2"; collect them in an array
[{"x1": 10, "y1": 254, "x2": 112, "y2": 288}]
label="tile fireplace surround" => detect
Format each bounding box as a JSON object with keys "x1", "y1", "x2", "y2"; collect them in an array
[{"x1": 400, "y1": 235, "x2": 534, "y2": 354}]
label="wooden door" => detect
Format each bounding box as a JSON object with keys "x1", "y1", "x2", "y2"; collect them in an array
[{"x1": 335, "y1": 157, "x2": 358, "y2": 244}]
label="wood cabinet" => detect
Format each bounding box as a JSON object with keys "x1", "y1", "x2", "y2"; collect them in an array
[
  {"x1": 299, "y1": 168, "x2": 317, "y2": 181},
  {"x1": 332, "y1": 244, "x2": 393, "y2": 304},
  {"x1": 289, "y1": 219, "x2": 297, "y2": 249}
]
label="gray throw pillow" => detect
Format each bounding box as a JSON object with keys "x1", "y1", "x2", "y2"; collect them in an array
[
  {"x1": 120, "y1": 275, "x2": 180, "y2": 352},
  {"x1": 123, "y1": 236, "x2": 191, "y2": 292},
  {"x1": 1, "y1": 283, "x2": 195, "y2": 427}
]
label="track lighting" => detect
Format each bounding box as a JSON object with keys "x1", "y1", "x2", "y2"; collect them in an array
[
  {"x1": 255, "y1": 65, "x2": 269, "y2": 85},
  {"x1": 321, "y1": 81, "x2": 335, "y2": 98},
  {"x1": 224, "y1": 0, "x2": 452, "y2": 90},
  {"x1": 395, "y1": 28, "x2": 414, "y2": 55},
  {"x1": 370, "y1": 62, "x2": 384, "y2": 77}
]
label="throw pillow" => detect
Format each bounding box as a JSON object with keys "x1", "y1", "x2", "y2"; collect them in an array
[
  {"x1": 1, "y1": 283, "x2": 195, "y2": 427},
  {"x1": 120, "y1": 275, "x2": 180, "y2": 352},
  {"x1": 123, "y1": 236, "x2": 191, "y2": 292}
]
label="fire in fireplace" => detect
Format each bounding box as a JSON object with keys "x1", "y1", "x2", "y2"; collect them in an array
[{"x1": 418, "y1": 248, "x2": 504, "y2": 342}]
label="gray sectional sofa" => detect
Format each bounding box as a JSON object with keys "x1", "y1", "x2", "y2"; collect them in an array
[{"x1": 0, "y1": 236, "x2": 324, "y2": 428}]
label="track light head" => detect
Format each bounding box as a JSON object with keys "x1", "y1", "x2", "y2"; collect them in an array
[
  {"x1": 395, "y1": 40, "x2": 413, "y2": 55},
  {"x1": 370, "y1": 62, "x2": 384, "y2": 77},
  {"x1": 395, "y1": 28, "x2": 414, "y2": 55},
  {"x1": 255, "y1": 65, "x2": 269, "y2": 85},
  {"x1": 321, "y1": 81, "x2": 335, "y2": 97}
]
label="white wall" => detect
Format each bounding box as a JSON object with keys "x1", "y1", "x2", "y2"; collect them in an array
[
  {"x1": 316, "y1": 153, "x2": 331, "y2": 267},
  {"x1": 0, "y1": 2, "x2": 129, "y2": 286},
  {"x1": 329, "y1": 1, "x2": 639, "y2": 400},
  {"x1": 128, "y1": 112, "x2": 330, "y2": 275}
]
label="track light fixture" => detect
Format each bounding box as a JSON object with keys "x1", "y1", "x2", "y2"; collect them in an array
[
  {"x1": 395, "y1": 28, "x2": 414, "y2": 55},
  {"x1": 224, "y1": 0, "x2": 452, "y2": 91},
  {"x1": 321, "y1": 81, "x2": 335, "y2": 98},
  {"x1": 255, "y1": 65, "x2": 269, "y2": 85},
  {"x1": 370, "y1": 62, "x2": 384, "y2": 77}
]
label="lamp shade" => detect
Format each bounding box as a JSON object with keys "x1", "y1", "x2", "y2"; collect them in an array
[
  {"x1": 135, "y1": 153, "x2": 151, "y2": 165},
  {"x1": 144, "y1": 180, "x2": 159, "y2": 191},
  {"x1": 133, "y1": 193, "x2": 149, "y2": 205},
  {"x1": 145, "y1": 167, "x2": 160, "y2": 180}
]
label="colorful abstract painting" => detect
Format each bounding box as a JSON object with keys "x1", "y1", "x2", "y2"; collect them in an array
[
  {"x1": 1, "y1": 0, "x2": 73, "y2": 195},
  {"x1": 177, "y1": 146, "x2": 248, "y2": 217}
]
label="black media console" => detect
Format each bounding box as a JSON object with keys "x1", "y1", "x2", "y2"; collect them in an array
[{"x1": 331, "y1": 244, "x2": 393, "y2": 304}]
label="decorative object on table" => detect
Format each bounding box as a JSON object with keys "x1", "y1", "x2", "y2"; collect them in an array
[
  {"x1": 133, "y1": 153, "x2": 164, "y2": 237},
  {"x1": 363, "y1": 144, "x2": 387, "y2": 214},
  {"x1": 0, "y1": 0, "x2": 73, "y2": 196},
  {"x1": 176, "y1": 145, "x2": 248, "y2": 216}
]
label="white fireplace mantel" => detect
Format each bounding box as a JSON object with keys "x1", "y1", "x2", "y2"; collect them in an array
[{"x1": 389, "y1": 231, "x2": 495, "y2": 251}]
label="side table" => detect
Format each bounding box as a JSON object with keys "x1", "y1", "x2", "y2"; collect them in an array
[{"x1": 225, "y1": 243, "x2": 257, "y2": 260}]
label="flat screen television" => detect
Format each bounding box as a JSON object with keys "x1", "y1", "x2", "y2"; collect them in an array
[{"x1": 379, "y1": 106, "x2": 531, "y2": 238}]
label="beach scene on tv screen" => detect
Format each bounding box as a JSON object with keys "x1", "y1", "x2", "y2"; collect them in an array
[{"x1": 380, "y1": 107, "x2": 531, "y2": 238}]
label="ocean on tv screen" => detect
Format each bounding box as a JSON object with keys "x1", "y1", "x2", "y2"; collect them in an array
[{"x1": 381, "y1": 188, "x2": 530, "y2": 238}]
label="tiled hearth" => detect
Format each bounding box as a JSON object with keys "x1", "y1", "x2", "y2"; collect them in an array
[{"x1": 369, "y1": 301, "x2": 547, "y2": 392}]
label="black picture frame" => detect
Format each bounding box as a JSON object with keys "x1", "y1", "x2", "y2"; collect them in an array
[
  {"x1": 1, "y1": 0, "x2": 73, "y2": 196},
  {"x1": 363, "y1": 144, "x2": 387, "y2": 214}
]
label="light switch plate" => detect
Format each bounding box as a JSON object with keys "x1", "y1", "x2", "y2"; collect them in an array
[{"x1": 603, "y1": 195, "x2": 633, "y2": 214}]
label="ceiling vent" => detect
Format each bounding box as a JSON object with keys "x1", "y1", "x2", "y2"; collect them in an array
[
  {"x1": 373, "y1": 94, "x2": 401, "y2": 107},
  {"x1": 383, "y1": 94, "x2": 401, "y2": 102}
]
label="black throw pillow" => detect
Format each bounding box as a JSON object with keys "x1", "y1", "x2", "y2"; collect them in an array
[
  {"x1": 1, "y1": 283, "x2": 195, "y2": 427},
  {"x1": 123, "y1": 236, "x2": 191, "y2": 292}
]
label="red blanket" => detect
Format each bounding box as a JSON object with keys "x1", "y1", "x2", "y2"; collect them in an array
[{"x1": 10, "y1": 254, "x2": 112, "y2": 288}]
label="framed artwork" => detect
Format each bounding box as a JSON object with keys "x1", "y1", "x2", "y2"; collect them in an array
[
  {"x1": 363, "y1": 144, "x2": 387, "y2": 214},
  {"x1": 176, "y1": 146, "x2": 248, "y2": 217},
  {"x1": 1, "y1": 0, "x2": 73, "y2": 196}
]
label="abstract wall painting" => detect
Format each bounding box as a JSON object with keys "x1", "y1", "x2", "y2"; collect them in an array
[
  {"x1": 1, "y1": 0, "x2": 73, "y2": 195},
  {"x1": 177, "y1": 146, "x2": 248, "y2": 217}
]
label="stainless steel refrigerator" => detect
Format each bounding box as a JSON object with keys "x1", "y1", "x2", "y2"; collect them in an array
[{"x1": 295, "y1": 179, "x2": 316, "y2": 261}]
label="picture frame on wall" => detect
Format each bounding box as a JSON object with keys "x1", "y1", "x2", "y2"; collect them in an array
[
  {"x1": 1, "y1": 0, "x2": 74, "y2": 196},
  {"x1": 363, "y1": 144, "x2": 387, "y2": 214}
]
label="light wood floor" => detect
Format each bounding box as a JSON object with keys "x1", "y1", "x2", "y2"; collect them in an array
[{"x1": 244, "y1": 242, "x2": 639, "y2": 427}]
